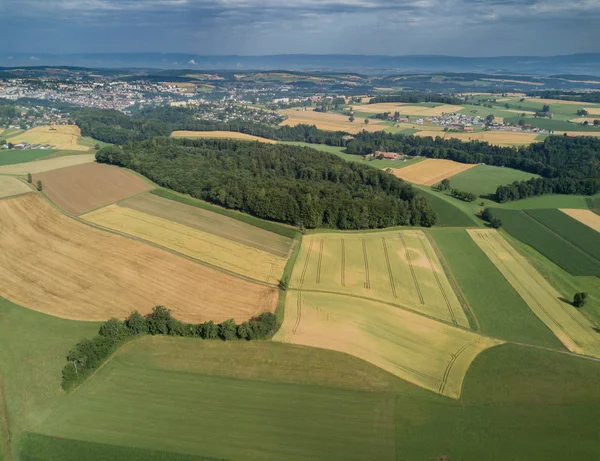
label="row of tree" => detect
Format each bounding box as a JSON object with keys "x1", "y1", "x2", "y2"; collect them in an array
[
  {"x1": 527, "y1": 90, "x2": 600, "y2": 104},
  {"x1": 62, "y1": 306, "x2": 278, "y2": 391},
  {"x1": 495, "y1": 177, "x2": 600, "y2": 203},
  {"x1": 96, "y1": 138, "x2": 438, "y2": 229},
  {"x1": 368, "y1": 92, "x2": 464, "y2": 105},
  {"x1": 450, "y1": 189, "x2": 477, "y2": 202}
]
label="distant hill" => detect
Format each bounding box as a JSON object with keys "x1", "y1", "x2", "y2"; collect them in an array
[{"x1": 2, "y1": 53, "x2": 600, "y2": 76}]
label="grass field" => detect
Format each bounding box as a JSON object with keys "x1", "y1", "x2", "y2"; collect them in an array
[
  {"x1": 121, "y1": 193, "x2": 292, "y2": 257},
  {"x1": 391, "y1": 158, "x2": 477, "y2": 186},
  {"x1": 0, "y1": 194, "x2": 277, "y2": 323},
  {"x1": 0, "y1": 149, "x2": 56, "y2": 166},
  {"x1": 83, "y1": 204, "x2": 287, "y2": 284},
  {"x1": 171, "y1": 131, "x2": 277, "y2": 143},
  {"x1": 291, "y1": 230, "x2": 470, "y2": 327},
  {"x1": 414, "y1": 186, "x2": 479, "y2": 227},
  {"x1": 275, "y1": 291, "x2": 500, "y2": 398},
  {"x1": 415, "y1": 130, "x2": 539, "y2": 146},
  {"x1": 0, "y1": 154, "x2": 95, "y2": 175},
  {"x1": 0, "y1": 176, "x2": 31, "y2": 198},
  {"x1": 561, "y1": 208, "x2": 600, "y2": 232},
  {"x1": 9, "y1": 126, "x2": 90, "y2": 152},
  {"x1": 34, "y1": 163, "x2": 154, "y2": 215},
  {"x1": 279, "y1": 108, "x2": 386, "y2": 133},
  {"x1": 448, "y1": 164, "x2": 540, "y2": 197},
  {"x1": 491, "y1": 208, "x2": 600, "y2": 276},
  {"x1": 468, "y1": 229, "x2": 600, "y2": 357},
  {"x1": 429, "y1": 229, "x2": 563, "y2": 348}
]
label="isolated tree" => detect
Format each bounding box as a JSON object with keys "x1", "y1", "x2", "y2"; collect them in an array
[
  {"x1": 36, "y1": 180, "x2": 43, "y2": 191},
  {"x1": 364, "y1": 119, "x2": 369, "y2": 125},
  {"x1": 594, "y1": 119, "x2": 600, "y2": 126},
  {"x1": 485, "y1": 114, "x2": 495, "y2": 124},
  {"x1": 542, "y1": 104, "x2": 551, "y2": 113},
  {"x1": 278, "y1": 275, "x2": 289, "y2": 291},
  {"x1": 490, "y1": 217, "x2": 503, "y2": 229},
  {"x1": 27, "y1": 172, "x2": 32, "y2": 183},
  {"x1": 349, "y1": 115, "x2": 355, "y2": 123},
  {"x1": 583, "y1": 121, "x2": 589, "y2": 126},
  {"x1": 573, "y1": 292, "x2": 588, "y2": 308}
]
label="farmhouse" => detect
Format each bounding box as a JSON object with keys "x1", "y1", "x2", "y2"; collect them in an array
[{"x1": 375, "y1": 150, "x2": 403, "y2": 160}]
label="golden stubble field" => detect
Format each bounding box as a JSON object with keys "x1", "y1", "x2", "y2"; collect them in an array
[
  {"x1": 0, "y1": 176, "x2": 31, "y2": 198},
  {"x1": 560, "y1": 209, "x2": 600, "y2": 233},
  {"x1": 274, "y1": 290, "x2": 501, "y2": 398},
  {"x1": 355, "y1": 104, "x2": 464, "y2": 116},
  {"x1": 291, "y1": 231, "x2": 470, "y2": 328},
  {"x1": 0, "y1": 154, "x2": 95, "y2": 175},
  {"x1": 171, "y1": 131, "x2": 277, "y2": 143},
  {"x1": 415, "y1": 130, "x2": 539, "y2": 146},
  {"x1": 279, "y1": 109, "x2": 386, "y2": 133},
  {"x1": 0, "y1": 194, "x2": 277, "y2": 323},
  {"x1": 10, "y1": 125, "x2": 90, "y2": 151},
  {"x1": 468, "y1": 229, "x2": 600, "y2": 358},
  {"x1": 83, "y1": 204, "x2": 287, "y2": 284},
  {"x1": 390, "y1": 158, "x2": 477, "y2": 186}
]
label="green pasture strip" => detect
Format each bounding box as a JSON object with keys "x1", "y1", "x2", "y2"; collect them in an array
[
  {"x1": 525, "y1": 208, "x2": 600, "y2": 262},
  {"x1": 497, "y1": 194, "x2": 590, "y2": 210},
  {"x1": 428, "y1": 229, "x2": 562, "y2": 348},
  {"x1": 448, "y1": 164, "x2": 540, "y2": 197},
  {"x1": 414, "y1": 186, "x2": 479, "y2": 227},
  {"x1": 0, "y1": 149, "x2": 56, "y2": 166},
  {"x1": 491, "y1": 208, "x2": 600, "y2": 276},
  {"x1": 20, "y1": 433, "x2": 225, "y2": 461},
  {"x1": 77, "y1": 136, "x2": 112, "y2": 150},
  {"x1": 150, "y1": 188, "x2": 298, "y2": 240}
]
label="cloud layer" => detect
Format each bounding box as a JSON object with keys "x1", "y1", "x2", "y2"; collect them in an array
[{"x1": 2, "y1": 0, "x2": 599, "y2": 55}]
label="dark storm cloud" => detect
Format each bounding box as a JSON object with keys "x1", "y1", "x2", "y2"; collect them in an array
[{"x1": 2, "y1": 0, "x2": 599, "y2": 55}]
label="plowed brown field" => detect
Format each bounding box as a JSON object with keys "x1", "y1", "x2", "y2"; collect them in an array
[
  {"x1": 0, "y1": 194, "x2": 277, "y2": 323},
  {"x1": 33, "y1": 163, "x2": 154, "y2": 214}
]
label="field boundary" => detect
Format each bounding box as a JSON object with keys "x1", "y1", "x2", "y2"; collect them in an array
[
  {"x1": 381, "y1": 237, "x2": 398, "y2": 299},
  {"x1": 438, "y1": 337, "x2": 481, "y2": 395},
  {"x1": 398, "y1": 234, "x2": 422, "y2": 304}
]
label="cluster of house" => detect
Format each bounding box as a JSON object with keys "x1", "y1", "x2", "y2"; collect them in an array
[
  {"x1": 1, "y1": 142, "x2": 51, "y2": 150},
  {"x1": 429, "y1": 113, "x2": 483, "y2": 130},
  {"x1": 363, "y1": 151, "x2": 406, "y2": 160}
]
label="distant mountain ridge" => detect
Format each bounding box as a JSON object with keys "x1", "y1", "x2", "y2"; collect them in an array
[{"x1": 2, "y1": 53, "x2": 600, "y2": 75}]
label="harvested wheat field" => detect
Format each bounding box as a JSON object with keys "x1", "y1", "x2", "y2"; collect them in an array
[
  {"x1": 0, "y1": 176, "x2": 31, "y2": 198},
  {"x1": 530, "y1": 98, "x2": 588, "y2": 106},
  {"x1": 415, "y1": 130, "x2": 539, "y2": 146},
  {"x1": 171, "y1": 131, "x2": 277, "y2": 144},
  {"x1": 0, "y1": 194, "x2": 277, "y2": 323},
  {"x1": 10, "y1": 125, "x2": 89, "y2": 151},
  {"x1": 120, "y1": 193, "x2": 292, "y2": 257},
  {"x1": 279, "y1": 109, "x2": 385, "y2": 133},
  {"x1": 556, "y1": 131, "x2": 600, "y2": 137},
  {"x1": 569, "y1": 118, "x2": 600, "y2": 124},
  {"x1": 291, "y1": 231, "x2": 470, "y2": 327},
  {"x1": 0, "y1": 154, "x2": 95, "y2": 175},
  {"x1": 560, "y1": 209, "x2": 600, "y2": 233},
  {"x1": 468, "y1": 229, "x2": 600, "y2": 358},
  {"x1": 83, "y1": 204, "x2": 287, "y2": 284},
  {"x1": 391, "y1": 158, "x2": 476, "y2": 186},
  {"x1": 33, "y1": 163, "x2": 154, "y2": 214},
  {"x1": 274, "y1": 291, "x2": 500, "y2": 398},
  {"x1": 357, "y1": 104, "x2": 463, "y2": 116},
  {"x1": 585, "y1": 107, "x2": 600, "y2": 115}
]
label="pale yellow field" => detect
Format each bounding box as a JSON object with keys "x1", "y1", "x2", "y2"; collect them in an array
[
  {"x1": 584, "y1": 107, "x2": 600, "y2": 115},
  {"x1": 83, "y1": 204, "x2": 286, "y2": 284},
  {"x1": 505, "y1": 109, "x2": 537, "y2": 115},
  {"x1": 279, "y1": 109, "x2": 386, "y2": 133},
  {"x1": 291, "y1": 230, "x2": 470, "y2": 327},
  {"x1": 391, "y1": 158, "x2": 476, "y2": 186},
  {"x1": 0, "y1": 176, "x2": 31, "y2": 198},
  {"x1": 0, "y1": 154, "x2": 96, "y2": 175},
  {"x1": 560, "y1": 209, "x2": 600, "y2": 233},
  {"x1": 171, "y1": 131, "x2": 277, "y2": 144},
  {"x1": 531, "y1": 98, "x2": 590, "y2": 105},
  {"x1": 415, "y1": 130, "x2": 539, "y2": 146},
  {"x1": 468, "y1": 229, "x2": 600, "y2": 358},
  {"x1": 356, "y1": 104, "x2": 463, "y2": 116},
  {"x1": 556, "y1": 131, "x2": 600, "y2": 137},
  {"x1": 569, "y1": 117, "x2": 600, "y2": 124},
  {"x1": 274, "y1": 291, "x2": 501, "y2": 398},
  {"x1": 10, "y1": 125, "x2": 90, "y2": 151}
]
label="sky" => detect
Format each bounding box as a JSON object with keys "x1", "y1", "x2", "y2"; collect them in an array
[{"x1": 2, "y1": 0, "x2": 600, "y2": 56}]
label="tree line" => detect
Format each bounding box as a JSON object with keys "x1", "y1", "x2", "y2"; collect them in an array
[
  {"x1": 368, "y1": 92, "x2": 465, "y2": 105},
  {"x1": 526, "y1": 90, "x2": 600, "y2": 104},
  {"x1": 62, "y1": 306, "x2": 278, "y2": 391},
  {"x1": 96, "y1": 138, "x2": 437, "y2": 229}
]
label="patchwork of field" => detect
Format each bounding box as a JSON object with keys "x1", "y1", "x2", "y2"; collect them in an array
[
  {"x1": 561, "y1": 208, "x2": 600, "y2": 232},
  {"x1": 0, "y1": 176, "x2": 31, "y2": 198},
  {"x1": 391, "y1": 158, "x2": 476, "y2": 186},
  {"x1": 34, "y1": 163, "x2": 154, "y2": 214},
  {"x1": 468, "y1": 229, "x2": 600, "y2": 358},
  {"x1": 83, "y1": 204, "x2": 287, "y2": 283},
  {"x1": 0, "y1": 153, "x2": 95, "y2": 175},
  {"x1": 292, "y1": 231, "x2": 470, "y2": 327},
  {"x1": 275, "y1": 291, "x2": 500, "y2": 398},
  {"x1": 9, "y1": 125, "x2": 90, "y2": 151},
  {"x1": 279, "y1": 109, "x2": 386, "y2": 133},
  {"x1": 171, "y1": 130, "x2": 277, "y2": 143},
  {"x1": 415, "y1": 130, "x2": 539, "y2": 146},
  {"x1": 356, "y1": 103, "x2": 463, "y2": 116},
  {"x1": 0, "y1": 149, "x2": 56, "y2": 166},
  {"x1": 448, "y1": 164, "x2": 539, "y2": 196},
  {"x1": 0, "y1": 194, "x2": 277, "y2": 323}
]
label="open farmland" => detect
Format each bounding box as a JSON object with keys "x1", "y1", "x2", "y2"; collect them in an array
[
  {"x1": 0, "y1": 149, "x2": 56, "y2": 166},
  {"x1": 356, "y1": 103, "x2": 463, "y2": 116},
  {"x1": 292, "y1": 231, "x2": 470, "y2": 327},
  {"x1": 391, "y1": 158, "x2": 476, "y2": 186},
  {"x1": 0, "y1": 153, "x2": 95, "y2": 175},
  {"x1": 585, "y1": 107, "x2": 600, "y2": 115},
  {"x1": 0, "y1": 194, "x2": 277, "y2": 323},
  {"x1": 279, "y1": 108, "x2": 386, "y2": 133},
  {"x1": 415, "y1": 130, "x2": 539, "y2": 146},
  {"x1": 0, "y1": 176, "x2": 31, "y2": 198},
  {"x1": 561, "y1": 208, "x2": 600, "y2": 232},
  {"x1": 171, "y1": 130, "x2": 277, "y2": 143},
  {"x1": 9, "y1": 125, "x2": 90, "y2": 151},
  {"x1": 83, "y1": 204, "x2": 287, "y2": 283},
  {"x1": 120, "y1": 192, "x2": 292, "y2": 257},
  {"x1": 448, "y1": 164, "x2": 539, "y2": 197},
  {"x1": 555, "y1": 131, "x2": 600, "y2": 137},
  {"x1": 275, "y1": 290, "x2": 500, "y2": 398},
  {"x1": 33, "y1": 162, "x2": 154, "y2": 214},
  {"x1": 468, "y1": 229, "x2": 600, "y2": 358}
]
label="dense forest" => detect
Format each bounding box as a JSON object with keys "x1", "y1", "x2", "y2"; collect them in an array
[
  {"x1": 368, "y1": 92, "x2": 464, "y2": 105},
  {"x1": 96, "y1": 138, "x2": 437, "y2": 229}
]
